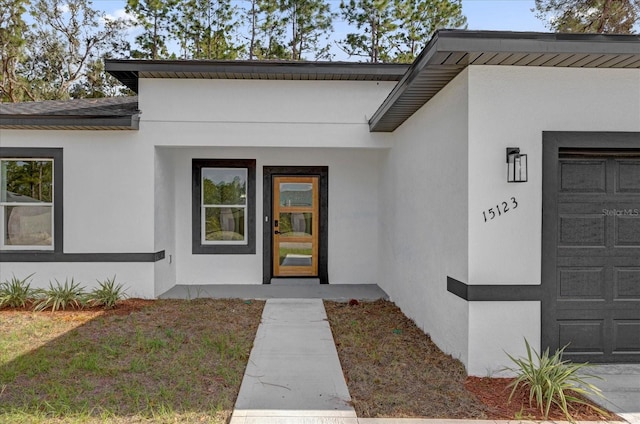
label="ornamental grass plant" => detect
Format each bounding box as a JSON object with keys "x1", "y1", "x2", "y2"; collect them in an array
[
  {"x1": 505, "y1": 339, "x2": 606, "y2": 422},
  {"x1": 86, "y1": 276, "x2": 127, "y2": 309},
  {"x1": 0, "y1": 274, "x2": 34, "y2": 308},
  {"x1": 33, "y1": 278, "x2": 86, "y2": 312}
]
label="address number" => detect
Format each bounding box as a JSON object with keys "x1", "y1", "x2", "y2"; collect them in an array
[{"x1": 483, "y1": 197, "x2": 518, "y2": 222}]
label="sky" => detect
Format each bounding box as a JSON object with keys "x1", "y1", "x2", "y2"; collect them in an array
[
  {"x1": 461, "y1": 0, "x2": 547, "y2": 32},
  {"x1": 93, "y1": 0, "x2": 549, "y2": 31},
  {"x1": 92, "y1": 0, "x2": 550, "y2": 59}
]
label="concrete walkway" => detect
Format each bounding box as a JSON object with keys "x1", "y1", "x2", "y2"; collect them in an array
[
  {"x1": 230, "y1": 299, "x2": 357, "y2": 423},
  {"x1": 582, "y1": 364, "x2": 640, "y2": 424}
]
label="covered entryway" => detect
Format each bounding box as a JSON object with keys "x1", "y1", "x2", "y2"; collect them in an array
[{"x1": 542, "y1": 132, "x2": 640, "y2": 363}]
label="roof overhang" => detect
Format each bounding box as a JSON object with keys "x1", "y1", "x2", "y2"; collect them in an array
[
  {"x1": 105, "y1": 60, "x2": 410, "y2": 93},
  {"x1": 0, "y1": 116, "x2": 139, "y2": 130},
  {"x1": 369, "y1": 30, "x2": 640, "y2": 132},
  {"x1": 0, "y1": 97, "x2": 140, "y2": 130}
]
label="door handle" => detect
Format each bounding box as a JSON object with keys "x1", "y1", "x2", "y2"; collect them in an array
[{"x1": 274, "y1": 230, "x2": 281, "y2": 235}]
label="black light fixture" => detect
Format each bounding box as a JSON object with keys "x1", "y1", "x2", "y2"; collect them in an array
[{"x1": 506, "y1": 147, "x2": 527, "y2": 183}]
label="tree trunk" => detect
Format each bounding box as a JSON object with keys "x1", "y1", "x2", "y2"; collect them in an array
[
  {"x1": 291, "y1": 3, "x2": 297, "y2": 60},
  {"x1": 597, "y1": 0, "x2": 612, "y2": 33},
  {"x1": 153, "y1": 11, "x2": 159, "y2": 59},
  {"x1": 249, "y1": 0, "x2": 256, "y2": 59}
]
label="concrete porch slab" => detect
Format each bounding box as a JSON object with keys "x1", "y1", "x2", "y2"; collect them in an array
[{"x1": 159, "y1": 283, "x2": 388, "y2": 301}]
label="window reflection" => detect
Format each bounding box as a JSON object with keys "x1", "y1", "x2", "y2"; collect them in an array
[
  {"x1": 1, "y1": 159, "x2": 54, "y2": 249},
  {"x1": 204, "y1": 207, "x2": 245, "y2": 241},
  {"x1": 278, "y1": 213, "x2": 312, "y2": 237},
  {"x1": 279, "y1": 183, "x2": 312, "y2": 207}
]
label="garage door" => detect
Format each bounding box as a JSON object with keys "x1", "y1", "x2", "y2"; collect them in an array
[{"x1": 542, "y1": 135, "x2": 640, "y2": 363}]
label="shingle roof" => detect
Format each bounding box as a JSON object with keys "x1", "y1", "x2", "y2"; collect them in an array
[{"x1": 0, "y1": 96, "x2": 140, "y2": 130}]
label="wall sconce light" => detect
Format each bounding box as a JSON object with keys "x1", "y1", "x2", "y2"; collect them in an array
[{"x1": 506, "y1": 147, "x2": 527, "y2": 183}]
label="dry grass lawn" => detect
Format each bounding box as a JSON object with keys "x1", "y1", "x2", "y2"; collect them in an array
[{"x1": 0, "y1": 299, "x2": 264, "y2": 423}]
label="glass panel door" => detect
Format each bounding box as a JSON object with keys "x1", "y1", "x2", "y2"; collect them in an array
[{"x1": 273, "y1": 176, "x2": 319, "y2": 277}]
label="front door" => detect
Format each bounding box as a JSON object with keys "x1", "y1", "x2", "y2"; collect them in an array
[{"x1": 272, "y1": 176, "x2": 319, "y2": 277}]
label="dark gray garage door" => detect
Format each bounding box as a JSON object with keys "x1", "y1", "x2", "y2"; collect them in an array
[{"x1": 542, "y1": 132, "x2": 640, "y2": 363}]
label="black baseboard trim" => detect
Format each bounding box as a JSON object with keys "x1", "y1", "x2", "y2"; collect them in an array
[
  {"x1": 447, "y1": 276, "x2": 541, "y2": 301},
  {"x1": 0, "y1": 250, "x2": 165, "y2": 263}
]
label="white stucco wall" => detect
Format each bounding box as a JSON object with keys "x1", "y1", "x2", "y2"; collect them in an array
[
  {"x1": 1, "y1": 130, "x2": 155, "y2": 252},
  {"x1": 465, "y1": 66, "x2": 640, "y2": 375},
  {"x1": 378, "y1": 69, "x2": 470, "y2": 366},
  {"x1": 138, "y1": 79, "x2": 397, "y2": 149},
  {"x1": 154, "y1": 148, "x2": 177, "y2": 296},
  {"x1": 0, "y1": 130, "x2": 156, "y2": 297},
  {"x1": 0, "y1": 262, "x2": 154, "y2": 298}
]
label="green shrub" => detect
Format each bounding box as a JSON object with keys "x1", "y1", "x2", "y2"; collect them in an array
[
  {"x1": 0, "y1": 274, "x2": 34, "y2": 308},
  {"x1": 505, "y1": 339, "x2": 606, "y2": 422},
  {"x1": 86, "y1": 276, "x2": 127, "y2": 309},
  {"x1": 34, "y1": 278, "x2": 86, "y2": 312}
]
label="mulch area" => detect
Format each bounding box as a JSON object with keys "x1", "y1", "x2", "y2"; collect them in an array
[
  {"x1": 0, "y1": 298, "x2": 155, "y2": 316},
  {"x1": 465, "y1": 376, "x2": 617, "y2": 421}
]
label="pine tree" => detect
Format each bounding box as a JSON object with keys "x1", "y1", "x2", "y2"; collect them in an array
[
  {"x1": 340, "y1": 0, "x2": 467, "y2": 63},
  {"x1": 392, "y1": 0, "x2": 465, "y2": 63},
  {"x1": 0, "y1": 0, "x2": 31, "y2": 101},
  {"x1": 174, "y1": 0, "x2": 241, "y2": 59},
  {"x1": 339, "y1": 0, "x2": 397, "y2": 62},
  {"x1": 281, "y1": 0, "x2": 335, "y2": 60},
  {"x1": 534, "y1": 0, "x2": 640, "y2": 33},
  {"x1": 242, "y1": 0, "x2": 260, "y2": 59},
  {"x1": 253, "y1": 0, "x2": 288, "y2": 59},
  {"x1": 127, "y1": 0, "x2": 179, "y2": 59}
]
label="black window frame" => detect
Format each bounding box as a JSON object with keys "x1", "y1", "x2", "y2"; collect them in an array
[
  {"x1": 192, "y1": 158, "x2": 256, "y2": 254},
  {"x1": 0, "y1": 147, "x2": 63, "y2": 255}
]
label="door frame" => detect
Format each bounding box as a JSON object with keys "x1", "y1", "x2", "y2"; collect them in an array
[
  {"x1": 541, "y1": 131, "x2": 640, "y2": 361},
  {"x1": 263, "y1": 166, "x2": 328, "y2": 284}
]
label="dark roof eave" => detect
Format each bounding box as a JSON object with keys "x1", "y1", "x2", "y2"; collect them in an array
[
  {"x1": 0, "y1": 115, "x2": 140, "y2": 130},
  {"x1": 369, "y1": 30, "x2": 640, "y2": 132},
  {"x1": 105, "y1": 59, "x2": 410, "y2": 93}
]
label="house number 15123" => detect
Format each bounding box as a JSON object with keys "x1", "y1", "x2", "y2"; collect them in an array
[{"x1": 483, "y1": 197, "x2": 518, "y2": 222}]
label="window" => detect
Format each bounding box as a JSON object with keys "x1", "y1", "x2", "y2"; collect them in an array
[
  {"x1": 0, "y1": 148, "x2": 63, "y2": 252},
  {"x1": 192, "y1": 159, "x2": 255, "y2": 254}
]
